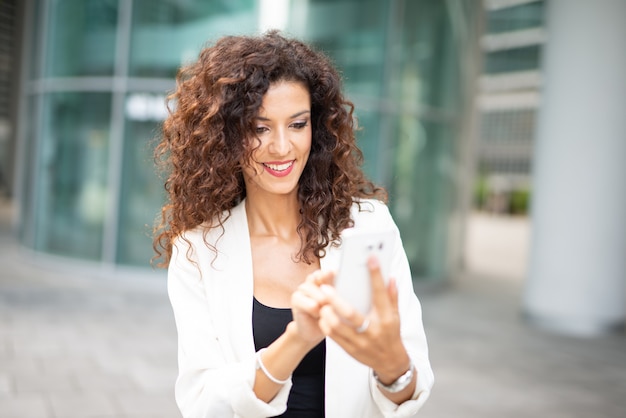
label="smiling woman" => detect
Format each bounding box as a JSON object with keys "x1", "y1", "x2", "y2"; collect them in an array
[
  {"x1": 153, "y1": 31, "x2": 433, "y2": 418},
  {"x1": 243, "y1": 81, "x2": 312, "y2": 198}
]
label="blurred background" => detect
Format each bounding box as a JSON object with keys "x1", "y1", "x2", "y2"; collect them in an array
[{"x1": 0, "y1": 0, "x2": 624, "y2": 417}]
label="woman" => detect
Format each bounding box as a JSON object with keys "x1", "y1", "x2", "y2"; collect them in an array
[{"x1": 154, "y1": 31, "x2": 433, "y2": 418}]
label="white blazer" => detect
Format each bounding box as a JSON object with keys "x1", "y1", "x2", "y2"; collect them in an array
[{"x1": 168, "y1": 199, "x2": 434, "y2": 418}]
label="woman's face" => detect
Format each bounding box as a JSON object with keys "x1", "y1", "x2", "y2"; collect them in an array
[{"x1": 242, "y1": 80, "x2": 312, "y2": 199}]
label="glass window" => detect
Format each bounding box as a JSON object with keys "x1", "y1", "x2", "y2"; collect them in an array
[
  {"x1": 44, "y1": 0, "x2": 119, "y2": 77},
  {"x1": 389, "y1": 119, "x2": 457, "y2": 280},
  {"x1": 288, "y1": 0, "x2": 470, "y2": 282},
  {"x1": 18, "y1": 96, "x2": 39, "y2": 246},
  {"x1": 387, "y1": 0, "x2": 464, "y2": 281},
  {"x1": 292, "y1": 0, "x2": 389, "y2": 182},
  {"x1": 391, "y1": 0, "x2": 460, "y2": 111},
  {"x1": 35, "y1": 92, "x2": 111, "y2": 260},
  {"x1": 19, "y1": 0, "x2": 476, "y2": 283},
  {"x1": 487, "y1": 1, "x2": 545, "y2": 34},
  {"x1": 352, "y1": 109, "x2": 382, "y2": 181},
  {"x1": 481, "y1": 109, "x2": 537, "y2": 143},
  {"x1": 302, "y1": 0, "x2": 388, "y2": 100},
  {"x1": 129, "y1": 0, "x2": 256, "y2": 78},
  {"x1": 485, "y1": 45, "x2": 541, "y2": 74},
  {"x1": 28, "y1": 0, "x2": 43, "y2": 79},
  {"x1": 116, "y1": 93, "x2": 167, "y2": 267}
]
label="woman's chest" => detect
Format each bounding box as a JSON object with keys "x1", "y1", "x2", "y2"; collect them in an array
[{"x1": 250, "y1": 236, "x2": 320, "y2": 307}]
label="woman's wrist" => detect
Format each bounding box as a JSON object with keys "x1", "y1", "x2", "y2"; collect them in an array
[
  {"x1": 372, "y1": 348, "x2": 412, "y2": 385},
  {"x1": 253, "y1": 324, "x2": 316, "y2": 401},
  {"x1": 285, "y1": 321, "x2": 321, "y2": 352},
  {"x1": 373, "y1": 362, "x2": 415, "y2": 393},
  {"x1": 256, "y1": 348, "x2": 291, "y2": 385}
]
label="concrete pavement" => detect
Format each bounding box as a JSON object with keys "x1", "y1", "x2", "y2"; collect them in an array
[
  {"x1": 1, "y1": 202, "x2": 625, "y2": 417},
  {"x1": 0, "y1": 202, "x2": 180, "y2": 417}
]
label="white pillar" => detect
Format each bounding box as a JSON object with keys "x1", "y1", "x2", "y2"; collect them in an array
[{"x1": 523, "y1": 0, "x2": 626, "y2": 336}]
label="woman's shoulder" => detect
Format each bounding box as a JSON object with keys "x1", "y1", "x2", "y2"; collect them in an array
[
  {"x1": 350, "y1": 197, "x2": 390, "y2": 215},
  {"x1": 176, "y1": 201, "x2": 246, "y2": 248},
  {"x1": 350, "y1": 198, "x2": 394, "y2": 226},
  {"x1": 176, "y1": 224, "x2": 213, "y2": 246}
]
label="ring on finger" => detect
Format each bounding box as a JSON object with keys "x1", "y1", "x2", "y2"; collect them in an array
[{"x1": 355, "y1": 318, "x2": 370, "y2": 334}]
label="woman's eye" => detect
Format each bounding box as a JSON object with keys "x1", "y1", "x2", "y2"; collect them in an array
[
  {"x1": 255, "y1": 126, "x2": 269, "y2": 134},
  {"x1": 291, "y1": 121, "x2": 308, "y2": 130}
]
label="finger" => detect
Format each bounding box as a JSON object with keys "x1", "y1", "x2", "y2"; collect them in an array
[
  {"x1": 387, "y1": 277, "x2": 400, "y2": 313},
  {"x1": 305, "y1": 269, "x2": 323, "y2": 284},
  {"x1": 317, "y1": 303, "x2": 340, "y2": 335},
  {"x1": 307, "y1": 269, "x2": 335, "y2": 286},
  {"x1": 368, "y1": 255, "x2": 391, "y2": 312},
  {"x1": 320, "y1": 284, "x2": 365, "y2": 328},
  {"x1": 291, "y1": 289, "x2": 322, "y2": 317},
  {"x1": 298, "y1": 281, "x2": 329, "y2": 305},
  {"x1": 318, "y1": 303, "x2": 362, "y2": 343}
]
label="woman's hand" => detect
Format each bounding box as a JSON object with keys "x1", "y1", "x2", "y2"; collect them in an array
[
  {"x1": 318, "y1": 256, "x2": 416, "y2": 402},
  {"x1": 290, "y1": 269, "x2": 334, "y2": 348}
]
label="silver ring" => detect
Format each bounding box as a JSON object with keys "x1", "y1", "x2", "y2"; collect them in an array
[{"x1": 356, "y1": 318, "x2": 370, "y2": 334}]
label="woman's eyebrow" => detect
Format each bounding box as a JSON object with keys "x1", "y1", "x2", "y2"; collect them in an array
[
  {"x1": 256, "y1": 110, "x2": 311, "y2": 121},
  {"x1": 290, "y1": 110, "x2": 311, "y2": 118}
]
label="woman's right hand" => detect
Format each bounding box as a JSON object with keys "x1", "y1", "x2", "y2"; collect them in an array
[{"x1": 290, "y1": 269, "x2": 334, "y2": 347}]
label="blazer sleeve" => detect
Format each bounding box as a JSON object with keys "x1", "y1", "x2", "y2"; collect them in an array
[
  {"x1": 168, "y1": 235, "x2": 292, "y2": 418},
  {"x1": 362, "y1": 202, "x2": 435, "y2": 417}
]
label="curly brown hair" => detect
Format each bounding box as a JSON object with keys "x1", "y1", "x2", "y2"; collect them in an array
[{"x1": 153, "y1": 30, "x2": 386, "y2": 267}]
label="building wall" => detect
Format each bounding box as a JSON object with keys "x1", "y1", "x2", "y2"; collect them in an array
[
  {"x1": 474, "y1": 0, "x2": 544, "y2": 215},
  {"x1": 14, "y1": 0, "x2": 479, "y2": 283}
]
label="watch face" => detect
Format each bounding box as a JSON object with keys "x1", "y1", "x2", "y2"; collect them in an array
[{"x1": 375, "y1": 363, "x2": 414, "y2": 393}]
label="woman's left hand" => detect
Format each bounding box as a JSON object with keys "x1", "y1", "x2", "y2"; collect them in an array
[
  {"x1": 318, "y1": 256, "x2": 412, "y2": 383},
  {"x1": 291, "y1": 269, "x2": 334, "y2": 347}
]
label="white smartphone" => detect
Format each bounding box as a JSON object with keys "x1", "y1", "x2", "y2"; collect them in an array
[{"x1": 334, "y1": 227, "x2": 395, "y2": 314}]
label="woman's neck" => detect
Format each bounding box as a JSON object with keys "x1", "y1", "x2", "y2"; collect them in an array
[{"x1": 245, "y1": 193, "x2": 301, "y2": 239}]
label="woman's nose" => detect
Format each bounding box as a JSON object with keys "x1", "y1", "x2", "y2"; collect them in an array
[{"x1": 268, "y1": 129, "x2": 291, "y2": 155}]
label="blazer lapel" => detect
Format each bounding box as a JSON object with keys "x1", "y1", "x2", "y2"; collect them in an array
[
  {"x1": 205, "y1": 200, "x2": 256, "y2": 363},
  {"x1": 226, "y1": 201, "x2": 256, "y2": 361}
]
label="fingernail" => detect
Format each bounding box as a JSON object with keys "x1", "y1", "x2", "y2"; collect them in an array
[{"x1": 368, "y1": 255, "x2": 379, "y2": 268}]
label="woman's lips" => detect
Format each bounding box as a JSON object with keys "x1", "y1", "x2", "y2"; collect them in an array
[{"x1": 262, "y1": 160, "x2": 295, "y2": 177}]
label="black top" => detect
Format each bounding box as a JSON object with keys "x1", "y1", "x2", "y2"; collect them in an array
[{"x1": 252, "y1": 297, "x2": 326, "y2": 417}]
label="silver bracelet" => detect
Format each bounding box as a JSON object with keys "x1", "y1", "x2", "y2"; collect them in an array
[{"x1": 256, "y1": 348, "x2": 290, "y2": 385}]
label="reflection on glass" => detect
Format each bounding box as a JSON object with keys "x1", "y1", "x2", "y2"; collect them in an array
[
  {"x1": 485, "y1": 45, "x2": 541, "y2": 74},
  {"x1": 36, "y1": 93, "x2": 111, "y2": 260},
  {"x1": 290, "y1": 0, "x2": 467, "y2": 281},
  {"x1": 20, "y1": 0, "x2": 474, "y2": 281},
  {"x1": 289, "y1": 0, "x2": 388, "y2": 182},
  {"x1": 487, "y1": 1, "x2": 545, "y2": 34},
  {"x1": 44, "y1": 0, "x2": 118, "y2": 77},
  {"x1": 19, "y1": 96, "x2": 38, "y2": 244},
  {"x1": 117, "y1": 94, "x2": 167, "y2": 267},
  {"x1": 352, "y1": 109, "x2": 382, "y2": 181},
  {"x1": 28, "y1": 0, "x2": 43, "y2": 79},
  {"x1": 391, "y1": 119, "x2": 456, "y2": 280},
  {"x1": 129, "y1": 0, "x2": 256, "y2": 78}
]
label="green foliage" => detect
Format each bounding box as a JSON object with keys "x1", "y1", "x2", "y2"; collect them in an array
[
  {"x1": 509, "y1": 188, "x2": 531, "y2": 215},
  {"x1": 473, "y1": 174, "x2": 488, "y2": 208}
]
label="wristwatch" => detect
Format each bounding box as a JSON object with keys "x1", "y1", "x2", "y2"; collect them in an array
[{"x1": 373, "y1": 363, "x2": 415, "y2": 393}]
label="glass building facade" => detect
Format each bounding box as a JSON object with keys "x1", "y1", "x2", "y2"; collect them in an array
[{"x1": 16, "y1": 0, "x2": 479, "y2": 282}]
